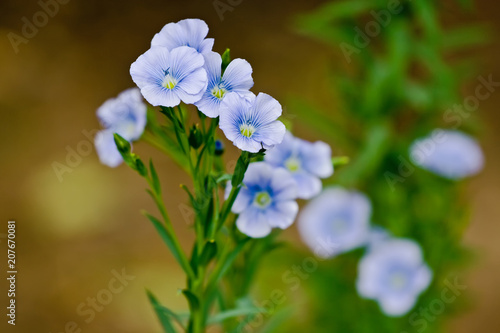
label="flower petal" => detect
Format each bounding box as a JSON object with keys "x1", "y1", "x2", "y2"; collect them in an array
[
  {"x1": 267, "y1": 201, "x2": 298, "y2": 229},
  {"x1": 302, "y1": 141, "x2": 333, "y2": 178},
  {"x1": 236, "y1": 207, "x2": 272, "y2": 238},
  {"x1": 170, "y1": 46, "x2": 206, "y2": 94},
  {"x1": 130, "y1": 46, "x2": 171, "y2": 88},
  {"x1": 293, "y1": 171, "x2": 322, "y2": 199},
  {"x1": 141, "y1": 84, "x2": 180, "y2": 107},
  {"x1": 94, "y1": 130, "x2": 123, "y2": 168},
  {"x1": 253, "y1": 120, "x2": 286, "y2": 149},
  {"x1": 231, "y1": 187, "x2": 253, "y2": 214},
  {"x1": 222, "y1": 58, "x2": 253, "y2": 91},
  {"x1": 270, "y1": 167, "x2": 297, "y2": 201},
  {"x1": 250, "y1": 93, "x2": 282, "y2": 126},
  {"x1": 151, "y1": 19, "x2": 211, "y2": 53}
]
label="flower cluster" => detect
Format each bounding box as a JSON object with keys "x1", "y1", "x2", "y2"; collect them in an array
[
  {"x1": 95, "y1": 88, "x2": 147, "y2": 167},
  {"x1": 229, "y1": 131, "x2": 333, "y2": 237},
  {"x1": 127, "y1": 18, "x2": 285, "y2": 153},
  {"x1": 297, "y1": 187, "x2": 432, "y2": 316}
]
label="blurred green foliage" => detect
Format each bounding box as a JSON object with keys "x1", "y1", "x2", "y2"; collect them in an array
[{"x1": 254, "y1": 0, "x2": 487, "y2": 332}]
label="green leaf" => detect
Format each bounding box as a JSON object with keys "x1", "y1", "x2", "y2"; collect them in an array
[
  {"x1": 182, "y1": 289, "x2": 200, "y2": 312},
  {"x1": 149, "y1": 159, "x2": 161, "y2": 195},
  {"x1": 208, "y1": 305, "x2": 263, "y2": 324},
  {"x1": 206, "y1": 238, "x2": 251, "y2": 295},
  {"x1": 146, "y1": 290, "x2": 177, "y2": 333},
  {"x1": 198, "y1": 240, "x2": 217, "y2": 266},
  {"x1": 231, "y1": 151, "x2": 250, "y2": 187},
  {"x1": 144, "y1": 212, "x2": 193, "y2": 278},
  {"x1": 216, "y1": 174, "x2": 233, "y2": 184}
]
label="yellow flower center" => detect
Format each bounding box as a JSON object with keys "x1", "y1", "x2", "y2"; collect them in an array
[
  {"x1": 390, "y1": 273, "x2": 407, "y2": 290},
  {"x1": 254, "y1": 191, "x2": 271, "y2": 208},
  {"x1": 285, "y1": 157, "x2": 301, "y2": 173},
  {"x1": 240, "y1": 124, "x2": 255, "y2": 138},
  {"x1": 212, "y1": 86, "x2": 227, "y2": 99},
  {"x1": 162, "y1": 72, "x2": 177, "y2": 90}
]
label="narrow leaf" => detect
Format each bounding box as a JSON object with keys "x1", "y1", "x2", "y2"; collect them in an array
[{"x1": 146, "y1": 290, "x2": 176, "y2": 333}]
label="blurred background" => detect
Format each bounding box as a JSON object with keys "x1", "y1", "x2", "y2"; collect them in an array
[{"x1": 0, "y1": 0, "x2": 499, "y2": 332}]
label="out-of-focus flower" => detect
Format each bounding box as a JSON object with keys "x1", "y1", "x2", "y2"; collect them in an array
[
  {"x1": 95, "y1": 130, "x2": 124, "y2": 167},
  {"x1": 195, "y1": 52, "x2": 253, "y2": 117},
  {"x1": 265, "y1": 132, "x2": 333, "y2": 199},
  {"x1": 298, "y1": 187, "x2": 371, "y2": 258},
  {"x1": 230, "y1": 162, "x2": 298, "y2": 238},
  {"x1": 151, "y1": 18, "x2": 214, "y2": 54},
  {"x1": 410, "y1": 129, "x2": 484, "y2": 180},
  {"x1": 219, "y1": 92, "x2": 286, "y2": 153},
  {"x1": 356, "y1": 238, "x2": 432, "y2": 317},
  {"x1": 130, "y1": 46, "x2": 207, "y2": 107},
  {"x1": 97, "y1": 88, "x2": 147, "y2": 141},
  {"x1": 95, "y1": 88, "x2": 147, "y2": 167}
]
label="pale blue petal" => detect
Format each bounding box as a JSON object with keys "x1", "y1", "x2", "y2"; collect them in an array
[
  {"x1": 195, "y1": 94, "x2": 221, "y2": 118},
  {"x1": 266, "y1": 201, "x2": 298, "y2": 229},
  {"x1": 293, "y1": 171, "x2": 322, "y2": 199},
  {"x1": 298, "y1": 187, "x2": 371, "y2": 258},
  {"x1": 130, "y1": 46, "x2": 171, "y2": 88},
  {"x1": 96, "y1": 88, "x2": 147, "y2": 141},
  {"x1": 194, "y1": 52, "x2": 223, "y2": 117},
  {"x1": 236, "y1": 207, "x2": 272, "y2": 238},
  {"x1": 151, "y1": 22, "x2": 186, "y2": 50},
  {"x1": 231, "y1": 187, "x2": 253, "y2": 214},
  {"x1": 379, "y1": 294, "x2": 418, "y2": 317},
  {"x1": 410, "y1": 130, "x2": 484, "y2": 179},
  {"x1": 253, "y1": 120, "x2": 286, "y2": 149},
  {"x1": 242, "y1": 162, "x2": 273, "y2": 189},
  {"x1": 170, "y1": 46, "x2": 206, "y2": 93},
  {"x1": 199, "y1": 38, "x2": 215, "y2": 54},
  {"x1": 301, "y1": 141, "x2": 334, "y2": 178},
  {"x1": 270, "y1": 167, "x2": 297, "y2": 201},
  {"x1": 175, "y1": 67, "x2": 208, "y2": 104},
  {"x1": 233, "y1": 136, "x2": 263, "y2": 153},
  {"x1": 151, "y1": 19, "x2": 212, "y2": 54},
  {"x1": 95, "y1": 130, "x2": 123, "y2": 168},
  {"x1": 222, "y1": 58, "x2": 253, "y2": 91},
  {"x1": 202, "y1": 51, "x2": 222, "y2": 85},
  {"x1": 219, "y1": 92, "x2": 252, "y2": 141},
  {"x1": 141, "y1": 85, "x2": 180, "y2": 107},
  {"x1": 264, "y1": 131, "x2": 295, "y2": 167},
  {"x1": 249, "y1": 93, "x2": 282, "y2": 126}
]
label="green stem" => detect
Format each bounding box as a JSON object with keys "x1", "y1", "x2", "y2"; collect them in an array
[{"x1": 146, "y1": 176, "x2": 195, "y2": 280}]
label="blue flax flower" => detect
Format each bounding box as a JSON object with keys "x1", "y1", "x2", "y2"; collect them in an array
[
  {"x1": 356, "y1": 238, "x2": 432, "y2": 317},
  {"x1": 265, "y1": 131, "x2": 333, "y2": 199},
  {"x1": 95, "y1": 88, "x2": 147, "y2": 167},
  {"x1": 298, "y1": 187, "x2": 371, "y2": 258},
  {"x1": 219, "y1": 92, "x2": 286, "y2": 153},
  {"x1": 151, "y1": 18, "x2": 214, "y2": 54},
  {"x1": 231, "y1": 162, "x2": 298, "y2": 238},
  {"x1": 130, "y1": 46, "x2": 207, "y2": 107},
  {"x1": 410, "y1": 129, "x2": 484, "y2": 180},
  {"x1": 195, "y1": 51, "x2": 254, "y2": 117}
]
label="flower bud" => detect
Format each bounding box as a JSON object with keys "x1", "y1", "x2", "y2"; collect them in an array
[{"x1": 189, "y1": 124, "x2": 203, "y2": 149}]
